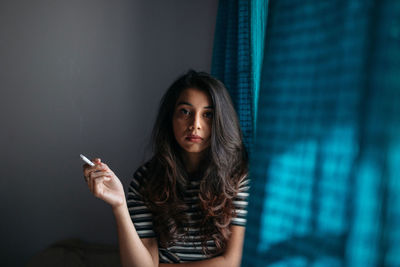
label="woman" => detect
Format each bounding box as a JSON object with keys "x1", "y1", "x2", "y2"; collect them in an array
[{"x1": 83, "y1": 70, "x2": 249, "y2": 267}]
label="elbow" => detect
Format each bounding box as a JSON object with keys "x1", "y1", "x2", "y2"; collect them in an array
[{"x1": 222, "y1": 253, "x2": 242, "y2": 267}]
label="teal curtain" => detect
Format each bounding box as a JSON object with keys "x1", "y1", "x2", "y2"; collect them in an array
[
  {"x1": 239, "y1": 0, "x2": 400, "y2": 266},
  {"x1": 211, "y1": 0, "x2": 267, "y2": 151}
]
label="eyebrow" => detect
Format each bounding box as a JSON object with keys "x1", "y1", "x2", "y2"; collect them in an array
[{"x1": 176, "y1": 101, "x2": 213, "y2": 109}]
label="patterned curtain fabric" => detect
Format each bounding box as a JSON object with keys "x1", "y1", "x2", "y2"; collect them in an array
[
  {"x1": 211, "y1": 0, "x2": 267, "y2": 151},
  {"x1": 241, "y1": 0, "x2": 400, "y2": 266}
]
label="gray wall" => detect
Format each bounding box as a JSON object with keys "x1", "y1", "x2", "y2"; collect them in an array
[{"x1": 0, "y1": 0, "x2": 218, "y2": 265}]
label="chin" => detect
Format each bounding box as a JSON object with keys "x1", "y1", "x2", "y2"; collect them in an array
[
  {"x1": 180, "y1": 144, "x2": 207, "y2": 154},
  {"x1": 183, "y1": 147, "x2": 205, "y2": 154},
  {"x1": 177, "y1": 139, "x2": 210, "y2": 154}
]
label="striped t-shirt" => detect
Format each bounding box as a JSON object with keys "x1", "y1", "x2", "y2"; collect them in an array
[{"x1": 127, "y1": 162, "x2": 250, "y2": 263}]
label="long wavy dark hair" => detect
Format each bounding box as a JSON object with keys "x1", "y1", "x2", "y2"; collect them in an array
[{"x1": 141, "y1": 70, "x2": 248, "y2": 254}]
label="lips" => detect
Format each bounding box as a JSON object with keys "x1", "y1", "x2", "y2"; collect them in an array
[{"x1": 185, "y1": 135, "x2": 203, "y2": 142}]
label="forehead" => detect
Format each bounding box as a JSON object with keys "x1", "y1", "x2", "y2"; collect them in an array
[{"x1": 176, "y1": 88, "x2": 212, "y2": 107}]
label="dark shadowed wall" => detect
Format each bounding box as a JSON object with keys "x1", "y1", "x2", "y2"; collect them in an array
[{"x1": 0, "y1": 0, "x2": 218, "y2": 265}]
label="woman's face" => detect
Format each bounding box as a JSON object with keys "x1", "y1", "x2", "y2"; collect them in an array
[{"x1": 172, "y1": 88, "x2": 213, "y2": 155}]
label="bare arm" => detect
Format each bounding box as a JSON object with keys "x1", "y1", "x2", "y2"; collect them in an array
[
  {"x1": 83, "y1": 158, "x2": 159, "y2": 267},
  {"x1": 159, "y1": 225, "x2": 245, "y2": 267},
  {"x1": 113, "y1": 203, "x2": 159, "y2": 267}
]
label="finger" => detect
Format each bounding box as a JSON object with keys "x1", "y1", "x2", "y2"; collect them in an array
[
  {"x1": 93, "y1": 163, "x2": 113, "y2": 177},
  {"x1": 83, "y1": 167, "x2": 92, "y2": 178},
  {"x1": 92, "y1": 158, "x2": 102, "y2": 165},
  {"x1": 83, "y1": 158, "x2": 99, "y2": 171},
  {"x1": 93, "y1": 175, "x2": 112, "y2": 198},
  {"x1": 91, "y1": 170, "x2": 112, "y2": 179},
  {"x1": 94, "y1": 163, "x2": 107, "y2": 171},
  {"x1": 89, "y1": 170, "x2": 110, "y2": 191},
  {"x1": 88, "y1": 171, "x2": 98, "y2": 193},
  {"x1": 101, "y1": 163, "x2": 115, "y2": 176},
  {"x1": 83, "y1": 164, "x2": 93, "y2": 177},
  {"x1": 98, "y1": 162, "x2": 111, "y2": 171},
  {"x1": 90, "y1": 172, "x2": 96, "y2": 193},
  {"x1": 94, "y1": 175, "x2": 112, "y2": 185},
  {"x1": 85, "y1": 164, "x2": 107, "y2": 178},
  {"x1": 83, "y1": 168, "x2": 92, "y2": 179}
]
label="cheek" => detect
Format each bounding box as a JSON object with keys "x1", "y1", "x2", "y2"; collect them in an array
[
  {"x1": 173, "y1": 118, "x2": 185, "y2": 136},
  {"x1": 204, "y1": 122, "x2": 212, "y2": 139}
]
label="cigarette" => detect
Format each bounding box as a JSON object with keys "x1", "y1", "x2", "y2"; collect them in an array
[{"x1": 80, "y1": 154, "x2": 95, "y2": 166}]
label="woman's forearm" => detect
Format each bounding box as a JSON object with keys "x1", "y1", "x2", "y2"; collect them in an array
[{"x1": 113, "y1": 202, "x2": 157, "y2": 267}]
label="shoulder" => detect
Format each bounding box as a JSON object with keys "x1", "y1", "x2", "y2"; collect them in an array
[
  {"x1": 129, "y1": 160, "x2": 153, "y2": 191},
  {"x1": 133, "y1": 160, "x2": 152, "y2": 180}
]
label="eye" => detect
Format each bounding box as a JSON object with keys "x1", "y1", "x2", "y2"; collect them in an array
[
  {"x1": 204, "y1": 111, "x2": 213, "y2": 119},
  {"x1": 179, "y1": 108, "x2": 191, "y2": 116}
]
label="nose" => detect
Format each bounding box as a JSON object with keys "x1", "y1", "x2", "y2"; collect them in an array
[{"x1": 189, "y1": 113, "x2": 201, "y2": 130}]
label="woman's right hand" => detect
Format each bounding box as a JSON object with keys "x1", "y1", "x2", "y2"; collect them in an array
[{"x1": 83, "y1": 158, "x2": 126, "y2": 209}]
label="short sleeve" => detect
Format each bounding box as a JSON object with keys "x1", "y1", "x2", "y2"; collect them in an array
[
  {"x1": 231, "y1": 175, "x2": 250, "y2": 226},
  {"x1": 127, "y1": 163, "x2": 156, "y2": 238}
]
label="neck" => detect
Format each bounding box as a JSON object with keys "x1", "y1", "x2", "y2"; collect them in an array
[{"x1": 181, "y1": 150, "x2": 206, "y2": 174}]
